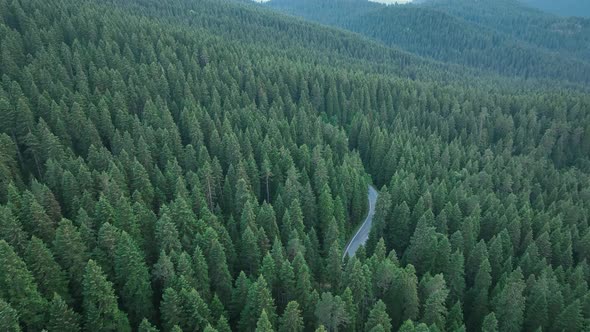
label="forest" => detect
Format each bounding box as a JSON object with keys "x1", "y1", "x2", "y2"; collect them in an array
[
  {"x1": 0, "y1": 0, "x2": 589, "y2": 331},
  {"x1": 268, "y1": 0, "x2": 590, "y2": 85}
]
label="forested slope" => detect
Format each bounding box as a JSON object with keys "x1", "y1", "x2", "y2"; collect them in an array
[
  {"x1": 424, "y1": 0, "x2": 590, "y2": 59},
  {"x1": 519, "y1": 0, "x2": 590, "y2": 17},
  {"x1": 0, "y1": 0, "x2": 589, "y2": 331},
  {"x1": 267, "y1": 0, "x2": 590, "y2": 85}
]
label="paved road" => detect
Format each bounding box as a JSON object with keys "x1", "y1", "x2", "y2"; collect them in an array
[{"x1": 343, "y1": 185, "x2": 378, "y2": 259}]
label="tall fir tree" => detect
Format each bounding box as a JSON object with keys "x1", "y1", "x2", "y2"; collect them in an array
[{"x1": 82, "y1": 260, "x2": 130, "y2": 332}]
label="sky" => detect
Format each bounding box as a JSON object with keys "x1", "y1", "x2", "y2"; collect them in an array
[
  {"x1": 369, "y1": 0, "x2": 414, "y2": 3},
  {"x1": 253, "y1": 0, "x2": 415, "y2": 3}
]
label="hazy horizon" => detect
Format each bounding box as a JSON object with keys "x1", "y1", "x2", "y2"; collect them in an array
[{"x1": 254, "y1": 0, "x2": 415, "y2": 4}]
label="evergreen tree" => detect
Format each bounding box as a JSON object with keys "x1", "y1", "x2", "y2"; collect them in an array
[
  {"x1": 325, "y1": 240, "x2": 342, "y2": 289},
  {"x1": 365, "y1": 300, "x2": 392, "y2": 332},
  {"x1": 481, "y1": 312, "x2": 498, "y2": 332},
  {"x1": 419, "y1": 274, "x2": 449, "y2": 330},
  {"x1": 82, "y1": 260, "x2": 130, "y2": 332},
  {"x1": 240, "y1": 275, "x2": 277, "y2": 331},
  {"x1": 0, "y1": 240, "x2": 47, "y2": 330},
  {"x1": 178, "y1": 287, "x2": 211, "y2": 332},
  {"x1": 552, "y1": 299, "x2": 583, "y2": 332},
  {"x1": 256, "y1": 309, "x2": 275, "y2": 332},
  {"x1": 138, "y1": 319, "x2": 160, "y2": 332},
  {"x1": 315, "y1": 292, "x2": 349, "y2": 332},
  {"x1": 114, "y1": 232, "x2": 154, "y2": 327},
  {"x1": 492, "y1": 269, "x2": 525, "y2": 332},
  {"x1": 240, "y1": 225, "x2": 261, "y2": 275},
  {"x1": 192, "y1": 245, "x2": 211, "y2": 300},
  {"x1": 47, "y1": 293, "x2": 81, "y2": 332},
  {"x1": 24, "y1": 236, "x2": 70, "y2": 302},
  {"x1": 0, "y1": 298, "x2": 21, "y2": 332},
  {"x1": 160, "y1": 288, "x2": 181, "y2": 332},
  {"x1": 201, "y1": 230, "x2": 233, "y2": 304},
  {"x1": 53, "y1": 218, "x2": 89, "y2": 301},
  {"x1": 280, "y1": 301, "x2": 304, "y2": 332}
]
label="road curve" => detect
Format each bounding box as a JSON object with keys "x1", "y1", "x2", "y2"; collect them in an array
[{"x1": 343, "y1": 185, "x2": 378, "y2": 259}]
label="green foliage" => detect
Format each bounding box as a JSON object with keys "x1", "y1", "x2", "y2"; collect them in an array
[
  {"x1": 0, "y1": 0, "x2": 588, "y2": 331},
  {"x1": 0, "y1": 298, "x2": 21, "y2": 332},
  {"x1": 279, "y1": 301, "x2": 304, "y2": 332},
  {"x1": 82, "y1": 260, "x2": 130, "y2": 332},
  {"x1": 0, "y1": 240, "x2": 47, "y2": 330},
  {"x1": 24, "y1": 236, "x2": 70, "y2": 302},
  {"x1": 315, "y1": 292, "x2": 349, "y2": 332},
  {"x1": 256, "y1": 309, "x2": 275, "y2": 332},
  {"x1": 269, "y1": 0, "x2": 590, "y2": 85},
  {"x1": 114, "y1": 232, "x2": 154, "y2": 327},
  {"x1": 47, "y1": 293, "x2": 81, "y2": 332},
  {"x1": 365, "y1": 300, "x2": 392, "y2": 332}
]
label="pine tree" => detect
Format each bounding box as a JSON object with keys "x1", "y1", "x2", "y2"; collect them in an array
[
  {"x1": 466, "y1": 258, "x2": 491, "y2": 330},
  {"x1": 524, "y1": 277, "x2": 548, "y2": 331},
  {"x1": 210, "y1": 294, "x2": 226, "y2": 322},
  {"x1": 365, "y1": 300, "x2": 392, "y2": 332},
  {"x1": 404, "y1": 211, "x2": 437, "y2": 275},
  {"x1": 19, "y1": 191, "x2": 56, "y2": 243},
  {"x1": 325, "y1": 240, "x2": 342, "y2": 289},
  {"x1": 0, "y1": 240, "x2": 47, "y2": 330},
  {"x1": 192, "y1": 245, "x2": 211, "y2": 300},
  {"x1": 444, "y1": 250, "x2": 465, "y2": 303},
  {"x1": 388, "y1": 264, "x2": 419, "y2": 329},
  {"x1": 0, "y1": 298, "x2": 21, "y2": 332},
  {"x1": 47, "y1": 293, "x2": 81, "y2": 332},
  {"x1": 318, "y1": 184, "x2": 334, "y2": 240},
  {"x1": 204, "y1": 325, "x2": 219, "y2": 332},
  {"x1": 397, "y1": 320, "x2": 415, "y2": 332},
  {"x1": 390, "y1": 202, "x2": 411, "y2": 253},
  {"x1": 0, "y1": 205, "x2": 28, "y2": 253},
  {"x1": 204, "y1": 232, "x2": 233, "y2": 305},
  {"x1": 93, "y1": 222, "x2": 120, "y2": 281},
  {"x1": 114, "y1": 232, "x2": 154, "y2": 327},
  {"x1": 261, "y1": 252, "x2": 277, "y2": 292},
  {"x1": 231, "y1": 271, "x2": 252, "y2": 322},
  {"x1": 280, "y1": 301, "x2": 304, "y2": 332},
  {"x1": 178, "y1": 287, "x2": 211, "y2": 332},
  {"x1": 341, "y1": 287, "x2": 358, "y2": 331},
  {"x1": 492, "y1": 269, "x2": 525, "y2": 332},
  {"x1": 256, "y1": 309, "x2": 275, "y2": 332},
  {"x1": 53, "y1": 218, "x2": 89, "y2": 301},
  {"x1": 446, "y1": 301, "x2": 465, "y2": 332},
  {"x1": 155, "y1": 213, "x2": 182, "y2": 254},
  {"x1": 240, "y1": 275, "x2": 277, "y2": 331},
  {"x1": 240, "y1": 225, "x2": 261, "y2": 275},
  {"x1": 420, "y1": 274, "x2": 449, "y2": 330},
  {"x1": 216, "y1": 315, "x2": 232, "y2": 332},
  {"x1": 24, "y1": 236, "x2": 70, "y2": 302},
  {"x1": 315, "y1": 292, "x2": 349, "y2": 332},
  {"x1": 160, "y1": 288, "x2": 181, "y2": 332},
  {"x1": 481, "y1": 312, "x2": 498, "y2": 332},
  {"x1": 82, "y1": 260, "x2": 130, "y2": 332},
  {"x1": 152, "y1": 251, "x2": 176, "y2": 299},
  {"x1": 552, "y1": 299, "x2": 583, "y2": 332},
  {"x1": 138, "y1": 319, "x2": 160, "y2": 332}
]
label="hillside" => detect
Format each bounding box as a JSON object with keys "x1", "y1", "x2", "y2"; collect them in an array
[
  {"x1": 0, "y1": 0, "x2": 589, "y2": 331},
  {"x1": 267, "y1": 0, "x2": 590, "y2": 84},
  {"x1": 424, "y1": 0, "x2": 590, "y2": 58},
  {"x1": 520, "y1": 0, "x2": 590, "y2": 17}
]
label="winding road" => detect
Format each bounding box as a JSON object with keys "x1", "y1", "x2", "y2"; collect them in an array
[{"x1": 343, "y1": 185, "x2": 378, "y2": 259}]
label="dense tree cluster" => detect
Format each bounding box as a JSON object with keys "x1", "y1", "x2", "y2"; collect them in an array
[
  {"x1": 0, "y1": 0, "x2": 589, "y2": 331},
  {"x1": 268, "y1": 0, "x2": 590, "y2": 85}
]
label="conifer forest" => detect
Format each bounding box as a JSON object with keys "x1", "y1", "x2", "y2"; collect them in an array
[{"x1": 0, "y1": 0, "x2": 589, "y2": 331}]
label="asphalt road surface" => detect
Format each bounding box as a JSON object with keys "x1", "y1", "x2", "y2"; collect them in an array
[{"x1": 343, "y1": 185, "x2": 378, "y2": 259}]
